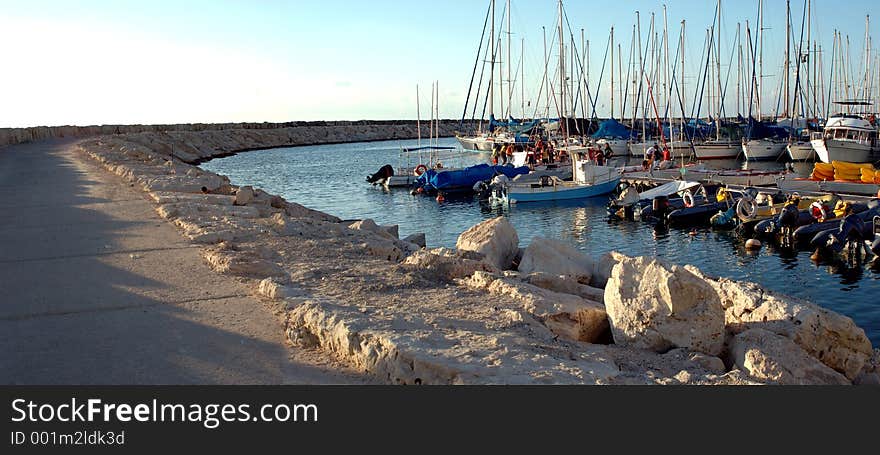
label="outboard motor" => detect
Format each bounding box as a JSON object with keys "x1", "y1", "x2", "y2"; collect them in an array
[
  {"x1": 652, "y1": 195, "x2": 670, "y2": 221},
  {"x1": 366, "y1": 164, "x2": 394, "y2": 184}
]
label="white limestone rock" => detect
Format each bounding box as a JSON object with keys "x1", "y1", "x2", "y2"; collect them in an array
[
  {"x1": 604, "y1": 256, "x2": 725, "y2": 356},
  {"x1": 518, "y1": 236, "x2": 594, "y2": 285},
  {"x1": 403, "y1": 248, "x2": 495, "y2": 281},
  {"x1": 456, "y1": 217, "x2": 519, "y2": 271},
  {"x1": 730, "y1": 329, "x2": 851, "y2": 385},
  {"x1": 690, "y1": 267, "x2": 874, "y2": 380}
]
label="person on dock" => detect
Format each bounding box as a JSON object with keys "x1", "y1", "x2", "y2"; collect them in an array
[
  {"x1": 491, "y1": 144, "x2": 500, "y2": 165},
  {"x1": 661, "y1": 145, "x2": 671, "y2": 162},
  {"x1": 504, "y1": 143, "x2": 514, "y2": 165}
]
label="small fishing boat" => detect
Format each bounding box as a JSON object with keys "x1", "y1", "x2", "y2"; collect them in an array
[{"x1": 491, "y1": 153, "x2": 620, "y2": 204}]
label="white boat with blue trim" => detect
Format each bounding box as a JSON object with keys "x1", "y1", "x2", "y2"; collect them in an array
[{"x1": 491, "y1": 153, "x2": 621, "y2": 204}]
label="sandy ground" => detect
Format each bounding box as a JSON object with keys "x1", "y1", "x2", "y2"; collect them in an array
[{"x1": 0, "y1": 139, "x2": 372, "y2": 384}]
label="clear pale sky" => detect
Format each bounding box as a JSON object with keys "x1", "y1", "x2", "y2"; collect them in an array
[{"x1": 0, "y1": 0, "x2": 876, "y2": 127}]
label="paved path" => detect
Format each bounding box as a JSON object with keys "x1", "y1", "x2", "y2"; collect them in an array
[{"x1": 0, "y1": 140, "x2": 368, "y2": 384}]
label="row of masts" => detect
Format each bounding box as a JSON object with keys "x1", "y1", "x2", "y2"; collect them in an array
[{"x1": 468, "y1": 0, "x2": 880, "y2": 138}]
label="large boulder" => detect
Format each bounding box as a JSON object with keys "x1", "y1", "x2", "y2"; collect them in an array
[
  {"x1": 403, "y1": 248, "x2": 495, "y2": 282},
  {"x1": 233, "y1": 185, "x2": 255, "y2": 205},
  {"x1": 604, "y1": 256, "x2": 725, "y2": 356},
  {"x1": 693, "y1": 268, "x2": 874, "y2": 380},
  {"x1": 518, "y1": 236, "x2": 594, "y2": 284},
  {"x1": 590, "y1": 251, "x2": 628, "y2": 288},
  {"x1": 730, "y1": 329, "x2": 851, "y2": 385},
  {"x1": 456, "y1": 217, "x2": 519, "y2": 270},
  {"x1": 464, "y1": 271, "x2": 609, "y2": 343}
]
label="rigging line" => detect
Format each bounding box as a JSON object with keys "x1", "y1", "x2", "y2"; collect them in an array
[
  {"x1": 791, "y1": 0, "x2": 809, "y2": 126},
  {"x1": 690, "y1": 1, "x2": 719, "y2": 127},
  {"x1": 718, "y1": 23, "x2": 741, "y2": 121},
  {"x1": 531, "y1": 27, "x2": 559, "y2": 120},
  {"x1": 588, "y1": 33, "x2": 612, "y2": 127},
  {"x1": 745, "y1": 0, "x2": 765, "y2": 138},
  {"x1": 460, "y1": 0, "x2": 492, "y2": 130},
  {"x1": 692, "y1": 27, "x2": 714, "y2": 140},
  {"x1": 621, "y1": 25, "x2": 636, "y2": 119}
]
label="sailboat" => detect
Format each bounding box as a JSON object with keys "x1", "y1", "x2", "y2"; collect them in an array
[
  {"x1": 492, "y1": 0, "x2": 621, "y2": 205},
  {"x1": 693, "y1": 1, "x2": 742, "y2": 160}
]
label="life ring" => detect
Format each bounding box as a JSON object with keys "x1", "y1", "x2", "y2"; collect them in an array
[
  {"x1": 682, "y1": 190, "x2": 695, "y2": 208},
  {"x1": 414, "y1": 164, "x2": 428, "y2": 176},
  {"x1": 736, "y1": 196, "x2": 757, "y2": 220}
]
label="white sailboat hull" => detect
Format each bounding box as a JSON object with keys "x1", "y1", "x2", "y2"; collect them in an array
[
  {"x1": 787, "y1": 141, "x2": 816, "y2": 161},
  {"x1": 742, "y1": 139, "x2": 786, "y2": 161},
  {"x1": 693, "y1": 141, "x2": 741, "y2": 160}
]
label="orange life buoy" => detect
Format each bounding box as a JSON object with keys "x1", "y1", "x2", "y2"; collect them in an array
[{"x1": 414, "y1": 164, "x2": 428, "y2": 176}]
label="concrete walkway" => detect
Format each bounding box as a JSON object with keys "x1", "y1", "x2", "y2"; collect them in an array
[{"x1": 0, "y1": 140, "x2": 368, "y2": 384}]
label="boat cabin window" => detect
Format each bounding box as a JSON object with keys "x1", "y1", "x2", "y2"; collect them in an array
[
  {"x1": 846, "y1": 130, "x2": 859, "y2": 140},
  {"x1": 833, "y1": 129, "x2": 846, "y2": 139}
]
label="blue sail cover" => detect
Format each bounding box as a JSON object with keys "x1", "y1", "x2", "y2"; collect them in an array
[
  {"x1": 591, "y1": 119, "x2": 633, "y2": 139},
  {"x1": 743, "y1": 117, "x2": 789, "y2": 139},
  {"x1": 417, "y1": 164, "x2": 529, "y2": 190},
  {"x1": 488, "y1": 115, "x2": 540, "y2": 136}
]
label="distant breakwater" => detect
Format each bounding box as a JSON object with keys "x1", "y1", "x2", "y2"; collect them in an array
[{"x1": 0, "y1": 120, "x2": 476, "y2": 149}]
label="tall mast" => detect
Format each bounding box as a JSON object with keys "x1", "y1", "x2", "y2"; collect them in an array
[
  {"x1": 681, "y1": 20, "x2": 686, "y2": 137},
  {"x1": 521, "y1": 38, "x2": 525, "y2": 120},
  {"x1": 716, "y1": 0, "x2": 722, "y2": 127},
  {"x1": 499, "y1": 35, "x2": 504, "y2": 118},
  {"x1": 543, "y1": 26, "x2": 549, "y2": 118},
  {"x1": 808, "y1": 0, "x2": 813, "y2": 119},
  {"x1": 611, "y1": 26, "x2": 615, "y2": 119},
  {"x1": 489, "y1": 0, "x2": 495, "y2": 120},
  {"x1": 583, "y1": 29, "x2": 589, "y2": 122},
  {"x1": 863, "y1": 14, "x2": 870, "y2": 112},
  {"x1": 663, "y1": 4, "x2": 671, "y2": 125},
  {"x1": 758, "y1": 0, "x2": 764, "y2": 120},
  {"x1": 632, "y1": 11, "x2": 642, "y2": 131},
  {"x1": 619, "y1": 42, "x2": 624, "y2": 119},
  {"x1": 507, "y1": 0, "x2": 512, "y2": 118},
  {"x1": 558, "y1": 0, "x2": 566, "y2": 129},
  {"x1": 737, "y1": 22, "x2": 742, "y2": 117},
  {"x1": 785, "y1": 0, "x2": 791, "y2": 118}
]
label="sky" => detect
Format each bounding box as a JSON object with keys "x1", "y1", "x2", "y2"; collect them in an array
[{"x1": 0, "y1": 0, "x2": 877, "y2": 127}]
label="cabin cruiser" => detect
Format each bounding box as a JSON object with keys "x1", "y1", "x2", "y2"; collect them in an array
[{"x1": 810, "y1": 114, "x2": 880, "y2": 163}]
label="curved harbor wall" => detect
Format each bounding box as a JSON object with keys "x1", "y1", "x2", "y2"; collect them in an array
[{"x1": 0, "y1": 120, "x2": 472, "y2": 149}]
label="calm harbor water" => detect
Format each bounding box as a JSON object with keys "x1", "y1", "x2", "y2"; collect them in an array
[{"x1": 202, "y1": 137, "x2": 880, "y2": 346}]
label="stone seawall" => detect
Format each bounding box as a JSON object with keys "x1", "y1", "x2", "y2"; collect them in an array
[
  {"x1": 71, "y1": 130, "x2": 879, "y2": 385},
  {"x1": 0, "y1": 120, "x2": 471, "y2": 148}
]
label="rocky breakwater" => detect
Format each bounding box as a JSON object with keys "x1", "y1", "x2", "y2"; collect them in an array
[
  {"x1": 0, "y1": 120, "x2": 467, "y2": 148},
  {"x1": 76, "y1": 134, "x2": 878, "y2": 385}
]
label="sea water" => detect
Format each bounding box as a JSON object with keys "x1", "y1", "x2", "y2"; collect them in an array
[{"x1": 202, "y1": 137, "x2": 880, "y2": 345}]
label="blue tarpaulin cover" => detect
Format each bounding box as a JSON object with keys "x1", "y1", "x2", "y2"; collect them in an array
[
  {"x1": 591, "y1": 119, "x2": 634, "y2": 139},
  {"x1": 417, "y1": 164, "x2": 529, "y2": 190}
]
